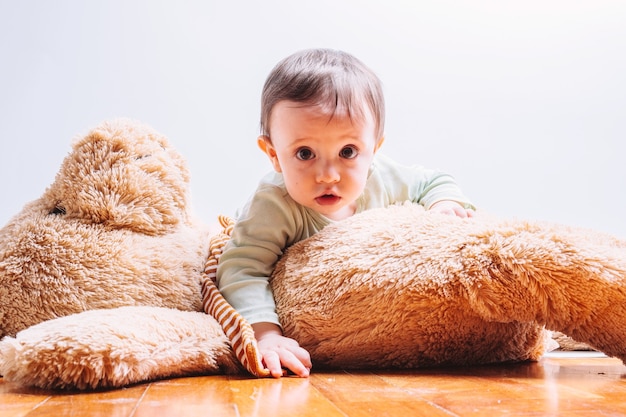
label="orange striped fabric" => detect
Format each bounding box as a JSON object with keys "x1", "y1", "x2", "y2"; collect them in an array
[{"x1": 201, "y1": 215, "x2": 270, "y2": 377}]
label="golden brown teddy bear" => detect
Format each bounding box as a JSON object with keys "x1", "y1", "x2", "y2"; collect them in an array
[
  {"x1": 0, "y1": 118, "x2": 211, "y2": 337},
  {"x1": 0, "y1": 119, "x2": 243, "y2": 389},
  {"x1": 2, "y1": 119, "x2": 626, "y2": 391}
]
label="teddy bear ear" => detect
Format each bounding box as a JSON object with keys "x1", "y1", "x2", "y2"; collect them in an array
[{"x1": 43, "y1": 118, "x2": 192, "y2": 235}]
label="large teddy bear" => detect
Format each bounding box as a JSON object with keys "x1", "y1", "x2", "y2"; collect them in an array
[{"x1": 1, "y1": 119, "x2": 625, "y2": 390}]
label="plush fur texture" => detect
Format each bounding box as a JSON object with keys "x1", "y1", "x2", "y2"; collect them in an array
[
  {"x1": 0, "y1": 306, "x2": 242, "y2": 390},
  {"x1": 0, "y1": 119, "x2": 210, "y2": 338},
  {"x1": 2, "y1": 119, "x2": 625, "y2": 391},
  {"x1": 272, "y1": 204, "x2": 626, "y2": 368}
]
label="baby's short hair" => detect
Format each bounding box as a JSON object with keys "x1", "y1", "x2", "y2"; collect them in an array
[{"x1": 260, "y1": 48, "x2": 385, "y2": 140}]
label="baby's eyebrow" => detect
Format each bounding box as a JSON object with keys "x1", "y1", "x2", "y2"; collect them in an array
[{"x1": 290, "y1": 137, "x2": 316, "y2": 145}]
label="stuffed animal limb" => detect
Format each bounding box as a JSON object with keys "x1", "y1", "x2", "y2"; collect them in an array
[
  {"x1": 0, "y1": 306, "x2": 242, "y2": 390},
  {"x1": 456, "y1": 219, "x2": 626, "y2": 361},
  {"x1": 271, "y1": 204, "x2": 626, "y2": 368}
]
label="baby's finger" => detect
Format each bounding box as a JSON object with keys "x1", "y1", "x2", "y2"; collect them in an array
[
  {"x1": 280, "y1": 351, "x2": 311, "y2": 378},
  {"x1": 292, "y1": 346, "x2": 312, "y2": 370},
  {"x1": 262, "y1": 351, "x2": 284, "y2": 378}
]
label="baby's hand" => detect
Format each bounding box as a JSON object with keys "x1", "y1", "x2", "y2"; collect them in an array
[
  {"x1": 252, "y1": 322, "x2": 312, "y2": 378},
  {"x1": 429, "y1": 200, "x2": 475, "y2": 218}
]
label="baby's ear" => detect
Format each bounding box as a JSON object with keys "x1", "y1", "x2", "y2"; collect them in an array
[
  {"x1": 375, "y1": 136, "x2": 385, "y2": 153},
  {"x1": 257, "y1": 135, "x2": 282, "y2": 173}
]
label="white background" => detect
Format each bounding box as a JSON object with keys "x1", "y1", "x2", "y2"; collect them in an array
[{"x1": 1, "y1": 1, "x2": 625, "y2": 237}]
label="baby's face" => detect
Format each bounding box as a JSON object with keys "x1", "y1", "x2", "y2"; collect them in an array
[{"x1": 260, "y1": 100, "x2": 381, "y2": 220}]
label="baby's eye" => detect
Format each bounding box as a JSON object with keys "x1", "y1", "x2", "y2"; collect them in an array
[
  {"x1": 296, "y1": 147, "x2": 315, "y2": 161},
  {"x1": 339, "y1": 145, "x2": 358, "y2": 159}
]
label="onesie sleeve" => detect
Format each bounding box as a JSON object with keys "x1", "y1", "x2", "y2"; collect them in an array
[
  {"x1": 216, "y1": 183, "x2": 302, "y2": 327},
  {"x1": 364, "y1": 154, "x2": 475, "y2": 210},
  {"x1": 411, "y1": 169, "x2": 475, "y2": 210}
]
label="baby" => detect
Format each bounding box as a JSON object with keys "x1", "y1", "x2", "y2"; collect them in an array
[{"x1": 217, "y1": 48, "x2": 475, "y2": 378}]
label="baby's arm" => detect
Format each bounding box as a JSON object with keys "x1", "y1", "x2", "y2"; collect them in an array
[
  {"x1": 217, "y1": 185, "x2": 314, "y2": 378},
  {"x1": 252, "y1": 322, "x2": 312, "y2": 378}
]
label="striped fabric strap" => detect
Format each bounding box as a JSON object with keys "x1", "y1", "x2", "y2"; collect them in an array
[{"x1": 201, "y1": 215, "x2": 270, "y2": 377}]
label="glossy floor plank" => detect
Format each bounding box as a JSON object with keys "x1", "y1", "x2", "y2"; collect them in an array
[{"x1": 1, "y1": 352, "x2": 625, "y2": 417}]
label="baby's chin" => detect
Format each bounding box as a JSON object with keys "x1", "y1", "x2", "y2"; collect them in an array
[{"x1": 313, "y1": 201, "x2": 357, "y2": 221}]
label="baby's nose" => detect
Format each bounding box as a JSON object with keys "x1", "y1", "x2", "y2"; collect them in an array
[{"x1": 316, "y1": 162, "x2": 340, "y2": 183}]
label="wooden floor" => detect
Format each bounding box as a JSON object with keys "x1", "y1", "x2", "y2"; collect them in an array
[{"x1": 2, "y1": 352, "x2": 625, "y2": 417}]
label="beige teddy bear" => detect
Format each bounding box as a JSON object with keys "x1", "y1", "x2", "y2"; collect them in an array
[{"x1": 0, "y1": 119, "x2": 210, "y2": 338}]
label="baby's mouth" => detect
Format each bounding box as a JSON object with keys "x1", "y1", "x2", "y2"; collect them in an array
[{"x1": 315, "y1": 193, "x2": 341, "y2": 206}]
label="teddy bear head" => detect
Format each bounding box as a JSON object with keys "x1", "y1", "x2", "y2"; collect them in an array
[
  {"x1": 0, "y1": 119, "x2": 208, "y2": 339},
  {"x1": 42, "y1": 118, "x2": 192, "y2": 235}
]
